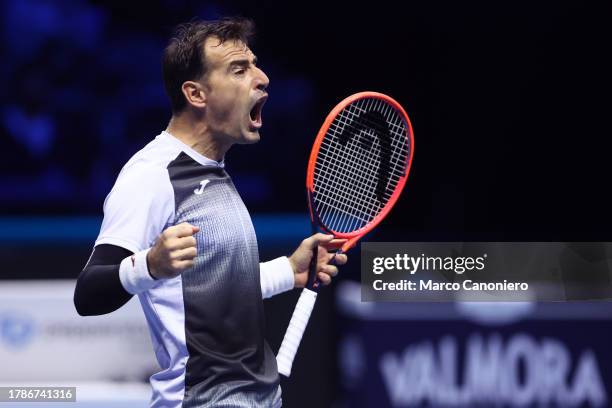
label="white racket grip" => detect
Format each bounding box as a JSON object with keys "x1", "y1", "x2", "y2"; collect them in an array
[{"x1": 276, "y1": 288, "x2": 318, "y2": 377}]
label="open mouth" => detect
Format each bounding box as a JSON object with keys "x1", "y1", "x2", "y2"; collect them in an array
[{"x1": 249, "y1": 94, "x2": 268, "y2": 129}]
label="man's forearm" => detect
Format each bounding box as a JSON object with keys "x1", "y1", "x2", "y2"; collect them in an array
[{"x1": 74, "y1": 244, "x2": 134, "y2": 316}]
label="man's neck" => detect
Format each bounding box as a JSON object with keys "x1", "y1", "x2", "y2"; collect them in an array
[{"x1": 166, "y1": 113, "x2": 228, "y2": 162}]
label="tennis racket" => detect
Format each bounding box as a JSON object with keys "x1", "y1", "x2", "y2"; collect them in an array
[{"x1": 276, "y1": 91, "x2": 414, "y2": 376}]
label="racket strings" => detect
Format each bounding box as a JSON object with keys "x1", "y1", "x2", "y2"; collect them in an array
[
  {"x1": 313, "y1": 97, "x2": 410, "y2": 233},
  {"x1": 316, "y1": 102, "x2": 406, "y2": 228}
]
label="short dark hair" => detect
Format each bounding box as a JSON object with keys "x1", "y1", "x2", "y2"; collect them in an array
[{"x1": 162, "y1": 17, "x2": 255, "y2": 113}]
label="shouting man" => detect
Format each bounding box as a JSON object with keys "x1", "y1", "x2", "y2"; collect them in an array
[{"x1": 74, "y1": 18, "x2": 347, "y2": 408}]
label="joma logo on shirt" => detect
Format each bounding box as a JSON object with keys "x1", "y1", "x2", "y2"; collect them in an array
[{"x1": 194, "y1": 180, "x2": 210, "y2": 195}]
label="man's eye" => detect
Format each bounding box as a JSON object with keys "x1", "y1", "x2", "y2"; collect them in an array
[{"x1": 234, "y1": 69, "x2": 246, "y2": 75}]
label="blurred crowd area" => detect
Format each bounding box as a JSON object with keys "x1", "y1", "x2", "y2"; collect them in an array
[
  {"x1": 0, "y1": 0, "x2": 316, "y2": 215},
  {"x1": 1, "y1": 0, "x2": 160, "y2": 212}
]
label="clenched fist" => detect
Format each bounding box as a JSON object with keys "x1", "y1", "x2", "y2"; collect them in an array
[{"x1": 147, "y1": 222, "x2": 199, "y2": 279}]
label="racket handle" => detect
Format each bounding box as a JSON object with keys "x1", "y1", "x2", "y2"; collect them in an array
[{"x1": 276, "y1": 288, "x2": 318, "y2": 377}]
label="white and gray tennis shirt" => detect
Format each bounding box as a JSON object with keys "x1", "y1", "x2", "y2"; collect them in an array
[{"x1": 95, "y1": 131, "x2": 294, "y2": 407}]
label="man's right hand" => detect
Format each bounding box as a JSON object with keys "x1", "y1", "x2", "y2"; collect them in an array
[{"x1": 147, "y1": 222, "x2": 199, "y2": 279}]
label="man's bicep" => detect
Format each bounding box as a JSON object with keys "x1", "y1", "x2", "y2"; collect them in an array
[
  {"x1": 86, "y1": 244, "x2": 134, "y2": 266},
  {"x1": 96, "y1": 163, "x2": 174, "y2": 253}
]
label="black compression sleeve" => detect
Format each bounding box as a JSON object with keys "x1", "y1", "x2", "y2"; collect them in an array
[{"x1": 74, "y1": 244, "x2": 134, "y2": 316}]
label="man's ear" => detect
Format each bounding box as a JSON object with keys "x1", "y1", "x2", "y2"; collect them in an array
[{"x1": 181, "y1": 81, "x2": 207, "y2": 109}]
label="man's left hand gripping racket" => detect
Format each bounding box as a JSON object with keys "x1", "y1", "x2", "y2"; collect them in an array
[{"x1": 276, "y1": 92, "x2": 414, "y2": 376}]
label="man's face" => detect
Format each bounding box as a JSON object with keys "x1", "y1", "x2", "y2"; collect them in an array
[{"x1": 200, "y1": 37, "x2": 269, "y2": 145}]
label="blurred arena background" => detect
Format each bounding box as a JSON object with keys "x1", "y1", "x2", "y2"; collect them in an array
[{"x1": 1, "y1": 0, "x2": 611, "y2": 407}]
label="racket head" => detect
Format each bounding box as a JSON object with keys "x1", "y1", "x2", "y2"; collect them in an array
[{"x1": 306, "y1": 92, "x2": 414, "y2": 250}]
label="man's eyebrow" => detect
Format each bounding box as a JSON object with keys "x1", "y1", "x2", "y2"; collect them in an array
[{"x1": 228, "y1": 56, "x2": 258, "y2": 68}]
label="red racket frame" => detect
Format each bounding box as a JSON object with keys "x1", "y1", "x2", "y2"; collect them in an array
[{"x1": 306, "y1": 91, "x2": 415, "y2": 252}]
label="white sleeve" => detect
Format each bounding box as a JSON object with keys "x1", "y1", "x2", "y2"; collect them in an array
[
  {"x1": 260, "y1": 256, "x2": 295, "y2": 299},
  {"x1": 96, "y1": 162, "x2": 174, "y2": 253}
]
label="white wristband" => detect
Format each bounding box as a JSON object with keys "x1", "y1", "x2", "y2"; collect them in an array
[
  {"x1": 260, "y1": 256, "x2": 295, "y2": 298},
  {"x1": 119, "y1": 248, "x2": 157, "y2": 294}
]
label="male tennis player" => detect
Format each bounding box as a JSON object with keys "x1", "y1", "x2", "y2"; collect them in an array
[{"x1": 74, "y1": 18, "x2": 347, "y2": 408}]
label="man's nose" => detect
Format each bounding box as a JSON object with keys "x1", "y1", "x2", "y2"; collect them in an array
[{"x1": 255, "y1": 67, "x2": 269, "y2": 92}]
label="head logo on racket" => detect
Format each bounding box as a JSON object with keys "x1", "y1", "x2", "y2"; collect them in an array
[{"x1": 337, "y1": 109, "x2": 397, "y2": 202}]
